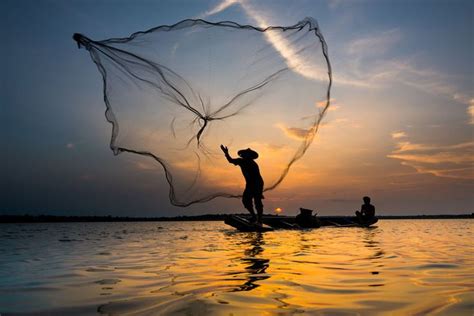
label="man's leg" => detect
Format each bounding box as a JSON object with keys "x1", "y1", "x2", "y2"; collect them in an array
[
  {"x1": 255, "y1": 196, "x2": 264, "y2": 225},
  {"x1": 242, "y1": 190, "x2": 256, "y2": 222}
]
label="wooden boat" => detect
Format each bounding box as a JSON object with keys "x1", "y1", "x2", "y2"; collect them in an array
[
  {"x1": 224, "y1": 214, "x2": 378, "y2": 232},
  {"x1": 318, "y1": 216, "x2": 378, "y2": 228},
  {"x1": 224, "y1": 215, "x2": 274, "y2": 232}
]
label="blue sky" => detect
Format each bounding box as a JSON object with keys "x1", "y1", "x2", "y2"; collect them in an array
[{"x1": 2, "y1": 0, "x2": 473, "y2": 216}]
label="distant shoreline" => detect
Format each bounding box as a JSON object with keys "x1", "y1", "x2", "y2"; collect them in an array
[{"x1": 0, "y1": 214, "x2": 472, "y2": 223}]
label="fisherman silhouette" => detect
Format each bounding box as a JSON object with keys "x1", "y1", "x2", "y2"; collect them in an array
[
  {"x1": 355, "y1": 196, "x2": 376, "y2": 223},
  {"x1": 221, "y1": 145, "x2": 264, "y2": 225}
]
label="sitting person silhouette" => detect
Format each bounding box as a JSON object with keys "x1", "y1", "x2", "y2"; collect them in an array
[
  {"x1": 221, "y1": 145, "x2": 264, "y2": 225},
  {"x1": 355, "y1": 196, "x2": 375, "y2": 222}
]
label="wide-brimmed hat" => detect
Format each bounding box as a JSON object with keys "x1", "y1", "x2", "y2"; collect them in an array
[{"x1": 238, "y1": 148, "x2": 259, "y2": 159}]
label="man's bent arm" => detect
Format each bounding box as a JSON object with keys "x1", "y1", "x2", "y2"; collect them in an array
[{"x1": 225, "y1": 152, "x2": 239, "y2": 165}]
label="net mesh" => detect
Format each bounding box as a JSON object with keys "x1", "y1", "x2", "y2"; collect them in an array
[{"x1": 73, "y1": 18, "x2": 332, "y2": 207}]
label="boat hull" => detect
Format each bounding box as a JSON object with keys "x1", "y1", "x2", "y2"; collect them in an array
[
  {"x1": 225, "y1": 215, "x2": 378, "y2": 231},
  {"x1": 224, "y1": 215, "x2": 274, "y2": 232}
]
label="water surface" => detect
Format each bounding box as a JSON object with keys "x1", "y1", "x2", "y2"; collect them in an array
[{"x1": 0, "y1": 220, "x2": 472, "y2": 315}]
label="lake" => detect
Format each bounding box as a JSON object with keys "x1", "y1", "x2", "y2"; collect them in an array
[{"x1": 0, "y1": 220, "x2": 472, "y2": 315}]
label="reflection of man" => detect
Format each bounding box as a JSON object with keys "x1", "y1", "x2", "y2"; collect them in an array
[
  {"x1": 233, "y1": 233, "x2": 269, "y2": 292},
  {"x1": 355, "y1": 196, "x2": 375, "y2": 222},
  {"x1": 221, "y1": 145, "x2": 264, "y2": 225}
]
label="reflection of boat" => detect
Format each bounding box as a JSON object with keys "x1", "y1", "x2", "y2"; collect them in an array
[{"x1": 225, "y1": 213, "x2": 378, "y2": 232}]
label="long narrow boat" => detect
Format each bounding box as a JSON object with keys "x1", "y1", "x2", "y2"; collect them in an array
[
  {"x1": 224, "y1": 214, "x2": 378, "y2": 232},
  {"x1": 224, "y1": 215, "x2": 275, "y2": 232}
]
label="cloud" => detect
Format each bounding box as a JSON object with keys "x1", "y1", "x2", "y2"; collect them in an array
[
  {"x1": 201, "y1": 0, "x2": 375, "y2": 88},
  {"x1": 389, "y1": 152, "x2": 473, "y2": 165},
  {"x1": 278, "y1": 125, "x2": 310, "y2": 140},
  {"x1": 387, "y1": 60, "x2": 458, "y2": 96},
  {"x1": 468, "y1": 100, "x2": 474, "y2": 125},
  {"x1": 135, "y1": 161, "x2": 159, "y2": 171},
  {"x1": 316, "y1": 98, "x2": 339, "y2": 111},
  {"x1": 202, "y1": 0, "x2": 329, "y2": 82},
  {"x1": 453, "y1": 94, "x2": 474, "y2": 124},
  {"x1": 347, "y1": 29, "x2": 402, "y2": 57},
  {"x1": 388, "y1": 139, "x2": 474, "y2": 179},
  {"x1": 202, "y1": 0, "x2": 472, "y2": 117},
  {"x1": 391, "y1": 131, "x2": 407, "y2": 139},
  {"x1": 199, "y1": 0, "x2": 240, "y2": 17},
  {"x1": 398, "y1": 162, "x2": 473, "y2": 180},
  {"x1": 321, "y1": 117, "x2": 362, "y2": 129},
  {"x1": 339, "y1": 28, "x2": 472, "y2": 104},
  {"x1": 392, "y1": 141, "x2": 473, "y2": 153},
  {"x1": 66, "y1": 143, "x2": 75, "y2": 149}
]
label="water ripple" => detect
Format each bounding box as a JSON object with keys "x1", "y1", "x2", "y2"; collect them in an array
[{"x1": 0, "y1": 220, "x2": 472, "y2": 315}]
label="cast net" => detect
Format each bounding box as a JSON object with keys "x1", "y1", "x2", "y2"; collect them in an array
[{"x1": 73, "y1": 18, "x2": 332, "y2": 206}]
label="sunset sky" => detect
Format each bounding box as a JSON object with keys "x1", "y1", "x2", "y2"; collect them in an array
[{"x1": 2, "y1": 0, "x2": 473, "y2": 216}]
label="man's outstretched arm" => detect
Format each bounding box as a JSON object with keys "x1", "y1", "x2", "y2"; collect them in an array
[{"x1": 220, "y1": 145, "x2": 239, "y2": 165}]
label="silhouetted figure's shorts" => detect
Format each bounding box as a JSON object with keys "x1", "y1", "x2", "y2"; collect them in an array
[{"x1": 242, "y1": 185, "x2": 264, "y2": 211}]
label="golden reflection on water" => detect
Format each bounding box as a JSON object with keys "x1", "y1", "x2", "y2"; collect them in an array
[{"x1": 0, "y1": 220, "x2": 473, "y2": 315}]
